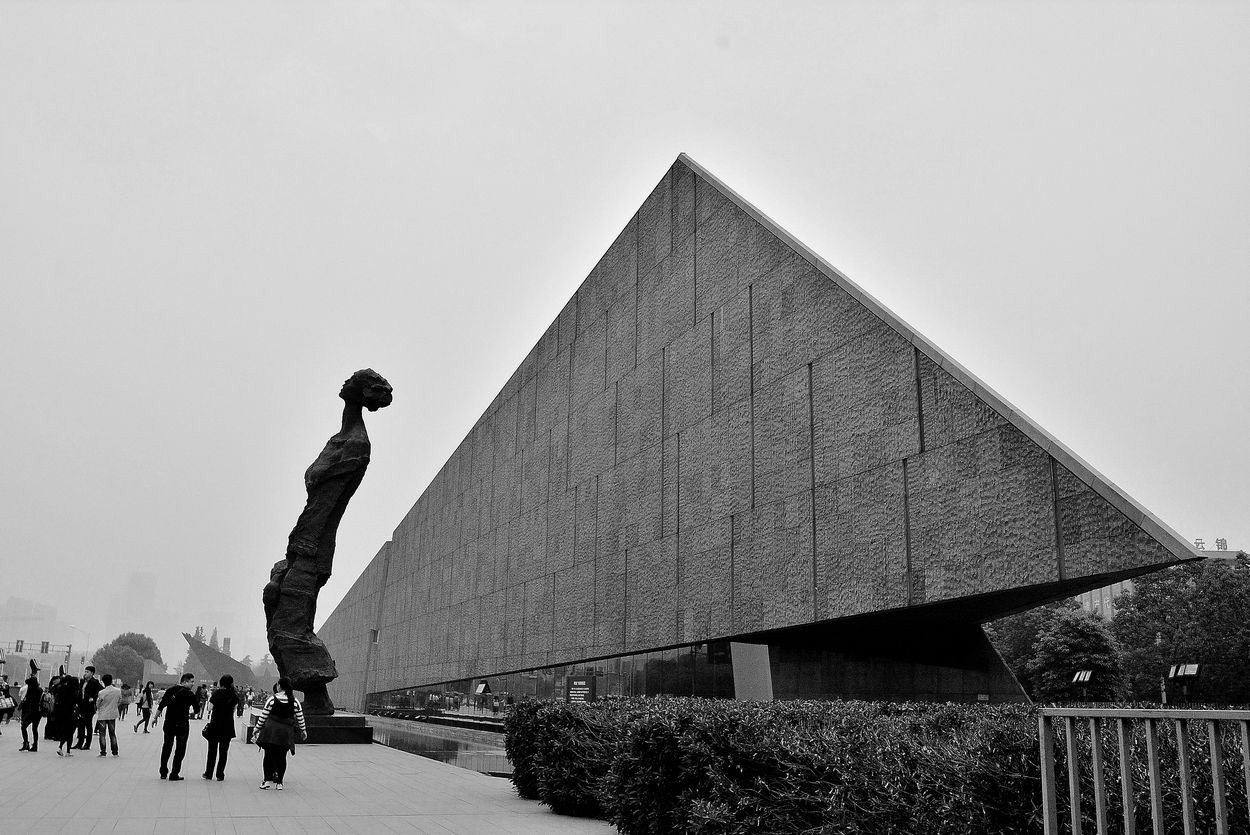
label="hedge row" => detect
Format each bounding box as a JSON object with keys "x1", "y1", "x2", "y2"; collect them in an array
[
  {"x1": 505, "y1": 698, "x2": 1043, "y2": 834},
  {"x1": 505, "y1": 698, "x2": 1250, "y2": 834}
]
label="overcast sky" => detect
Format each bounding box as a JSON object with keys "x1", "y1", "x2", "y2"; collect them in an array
[{"x1": 2, "y1": 1, "x2": 1246, "y2": 668}]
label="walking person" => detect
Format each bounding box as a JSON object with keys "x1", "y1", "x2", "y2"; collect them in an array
[
  {"x1": 251, "y1": 678, "x2": 307, "y2": 790},
  {"x1": 154, "y1": 672, "x2": 197, "y2": 780},
  {"x1": 118, "y1": 682, "x2": 132, "y2": 720},
  {"x1": 195, "y1": 683, "x2": 209, "y2": 720},
  {"x1": 74, "y1": 665, "x2": 102, "y2": 749},
  {"x1": 201, "y1": 675, "x2": 242, "y2": 781},
  {"x1": 94, "y1": 674, "x2": 121, "y2": 757},
  {"x1": 133, "y1": 681, "x2": 155, "y2": 733},
  {"x1": 0, "y1": 673, "x2": 15, "y2": 727},
  {"x1": 18, "y1": 671, "x2": 42, "y2": 752},
  {"x1": 50, "y1": 667, "x2": 79, "y2": 757}
]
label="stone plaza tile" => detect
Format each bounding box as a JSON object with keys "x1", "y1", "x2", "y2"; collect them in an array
[{"x1": 1, "y1": 712, "x2": 610, "y2": 835}]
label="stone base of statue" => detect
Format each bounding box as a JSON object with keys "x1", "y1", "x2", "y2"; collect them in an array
[{"x1": 303, "y1": 711, "x2": 374, "y2": 744}]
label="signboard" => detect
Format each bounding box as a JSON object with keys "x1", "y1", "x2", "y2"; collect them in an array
[
  {"x1": 475, "y1": 680, "x2": 491, "y2": 696},
  {"x1": 566, "y1": 675, "x2": 597, "y2": 704}
]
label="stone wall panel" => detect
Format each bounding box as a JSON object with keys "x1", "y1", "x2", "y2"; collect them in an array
[
  {"x1": 814, "y1": 462, "x2": 908, "y2": 620},
  {"x1": 637, "y1": 235, "x2": 696, "y2": 361},
  {"x1": 567, "y1": 387, "x2": 615, "y2": 490},
  {"x1": 908, "y1": 424, "x2": 1058, "y2": 602},
  {"x1": 917, "y1": 354, "x2": 1007, "y2": 450},
  {"x1": 664, "y1": 316, "x2": 712, "y2": 437},
  {"x1": 753, "y1": 365, "x2": 812, "y2": 508},
  {"x1": 626, "y1": 536, "x2": 678, "y2": 648},
  {"x1": 677, "y1": 518, "x2": 733, "y2": 642},
  {"x1": 732, "y1": 491, "x2": 814, "y2": 634},
  {"x1": 677, "y1": 400, "x2": 751, "y2": 532},
  {"x1": 570, "y1": 313, "x2": 608, "y2": 411}
]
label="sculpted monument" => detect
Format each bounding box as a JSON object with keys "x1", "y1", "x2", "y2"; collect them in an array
[{"x1": 263, "y1": 369, "x2": 392, "y2": 714}]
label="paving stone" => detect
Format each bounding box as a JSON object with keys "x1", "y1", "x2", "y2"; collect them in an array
[{"x1": 1, "y1": 711, "x2": 611, "y2": 834}]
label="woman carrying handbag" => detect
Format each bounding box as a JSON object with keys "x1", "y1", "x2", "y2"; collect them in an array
[
  {"x1": 251, "y1": 677, "x2": 307, "y2": 790},
  {"x1": 201, "y1": 674, "x2": 242, "y2": 781}
]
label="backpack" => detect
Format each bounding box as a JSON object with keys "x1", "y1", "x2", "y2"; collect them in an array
[{"x1": 39, "y1": 690, "x2": 55, "y2": 717}]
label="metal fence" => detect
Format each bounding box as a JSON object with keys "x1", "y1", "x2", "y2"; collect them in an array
[{"x1": 1039, "y1": 707, "x2": 1250, "y2": 835}]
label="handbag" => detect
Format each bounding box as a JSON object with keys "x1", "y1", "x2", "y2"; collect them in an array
[{"x1": 0, "y1": 696, "x2": 14, "y2": 710}]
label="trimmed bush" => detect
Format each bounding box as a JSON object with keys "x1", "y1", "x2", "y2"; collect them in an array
[
  {"x1": 502, "y1": 700, "x2": 545, "y2": 799},
  {"x1": 504, "y1": 698, "x2": 1247, "y2": 833}
]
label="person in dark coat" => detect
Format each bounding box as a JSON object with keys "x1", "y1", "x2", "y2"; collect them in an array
[
  {"x1": 154, "y1": 672, "x2": 198, "y2": 780},
  {"x1": 201, "y1": 674, "x2": 242, "y2": 781},
  {"x1": 50, "y1": 669, "x2": 80, "y2": 757},
  {"x1": 75, "y1": 665, "x2": 103, "y2": 749},
  {"x1": 251, "y1": 677, "x2": 307, "y2": 790},
  {"x1": 18, "y1": 674, "x2": 42, "y2": 752}
]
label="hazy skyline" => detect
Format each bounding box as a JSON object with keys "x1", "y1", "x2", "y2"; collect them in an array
[{"x1": 2, "y1": 2, "x2": 1246, "y2": 668}]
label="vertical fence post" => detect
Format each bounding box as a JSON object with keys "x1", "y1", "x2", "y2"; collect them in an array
[
  {"x1": 1174, "y1": 719, "x2": 1196, "y2": 835},
  {"x1": 1065, "y1": 716, "x2": 1084, "y2": 835},
  {"x1": 1206, "y1": 719, "x2": 1228, "y2": 835},
  {"x1": 1241, "y1": 721, "x2": 1250, "y2": 824},
  {"x1": 1040, "y1": 714, "x2": 1060, "y2": 835},
  {"x1": 1089, "y1": 717, "x2": 1108, "y2": 835},
  {"x1": 1145, "y1": 718, "x2": 1165, "y2": 835},
  {"x1": 1117, "y1": 718, "x2": 1137, "y2": 835}
]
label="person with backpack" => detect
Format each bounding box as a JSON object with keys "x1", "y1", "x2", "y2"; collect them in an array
[
  {"x1": 18, "y1": 671, "x2": 43, "y2": 752},
  {"x1": 251, "y1": 678, "x2": 307, "y2": 790}
]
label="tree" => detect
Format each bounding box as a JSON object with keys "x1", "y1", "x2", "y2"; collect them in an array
[
  {"x1": 239, "y1": 654, "x2": 254, "y2": 670},
  {"x1": 209, "y1": 627, "x2": 219, "y2": 652},
  {"x1": 252, "y1": 654, "x2": 278, "y2": 678},
  {"x1": 1111, "y1": 556, "x2": 1250, "y2": 703},
  {"x1": 90, "y1": 643, "x2": 145, "y2": 687},
  {"x1": 1026, "y1": 609, "x2": 1126, "y2": 701},
  {"x1": 985, "y1": 600, "x2": 1079, "y2": 696},
  {"x1": 110, "y1": 632, "x2": 164, "y2": 666}
]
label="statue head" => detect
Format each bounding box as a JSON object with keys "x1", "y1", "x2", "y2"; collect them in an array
[{"x1": 340, "y1": 368, "x2": 393, "y2": 412}]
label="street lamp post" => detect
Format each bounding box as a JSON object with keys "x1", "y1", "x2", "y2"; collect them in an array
[{"x1": 67, "y1": 625, "x2": 91, "y2": 674}]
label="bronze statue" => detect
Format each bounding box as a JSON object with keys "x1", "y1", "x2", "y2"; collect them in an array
[{"x1": 264, "y1": 369, "x2": 392, "y2": 714}]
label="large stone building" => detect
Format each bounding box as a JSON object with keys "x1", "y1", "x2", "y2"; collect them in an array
[{"x1": 317, "y1": 155, "x2": 1199, "y2": 712}]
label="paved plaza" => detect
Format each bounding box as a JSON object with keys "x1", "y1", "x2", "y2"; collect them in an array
[{"x1": 1, "y1": 718, "x2": 612, "y2": 835}]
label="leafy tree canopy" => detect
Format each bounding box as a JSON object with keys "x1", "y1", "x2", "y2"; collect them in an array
[
  {"x1": 1111, "y1": 556, "x2": 1250, "y2": 704},
  {"x1": 109, "y1": 632, "x2": 164, "y2": 666},
  {"x1": 985, "y1": 600, "x2": 1078, "y2": 697},
  {"x1": 987, "y1": 600, "x2": 1124, "y2": 700},
  {"x1": 90, "y1": 643, "x2": 145, "y2": 687},
  {"x1": 1026, "y1": 608, "x2": 1126, "y2": 701}
]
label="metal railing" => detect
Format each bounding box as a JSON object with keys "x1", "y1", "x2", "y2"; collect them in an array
[{"x1": 1039, "y1": 707, "x2": 1250, "y2": 835}]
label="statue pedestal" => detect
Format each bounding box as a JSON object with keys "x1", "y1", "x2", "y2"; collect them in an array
[{"x1": 304, "y1": 711, "x2": 374, "y2": 744}]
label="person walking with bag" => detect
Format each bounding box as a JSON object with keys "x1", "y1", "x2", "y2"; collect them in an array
[
  {"x1": 201, "y1": 675, "x2": 242, "y2": 781},
  {"x1": 17, "y1": 671, "x2": 42, "y2": 752},
  {"x1": 251, "y1": 678, "x2": 307, "y2": 790},
  {"x1": 133, "y1": 681, "x2": 155, "y2": 733}
]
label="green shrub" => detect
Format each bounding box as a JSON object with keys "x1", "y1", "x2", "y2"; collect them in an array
[
  {"x1": 502, "y1": 700, "x2": 545, "y2": 800},
  {"x1": 504, "y1": 698, "x2": 1247, "y2": 834}
]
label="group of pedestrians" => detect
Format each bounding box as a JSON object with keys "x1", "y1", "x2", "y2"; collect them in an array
[
  {"x1": 7, "y1": 660, "x2": 123, "y2": 756},
  {"x1": 6, "y1": 661, "x2": 307, "y2": 789},
  {"x1": 150, "y1": 672, "x2": 306, "y2": 788}
]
